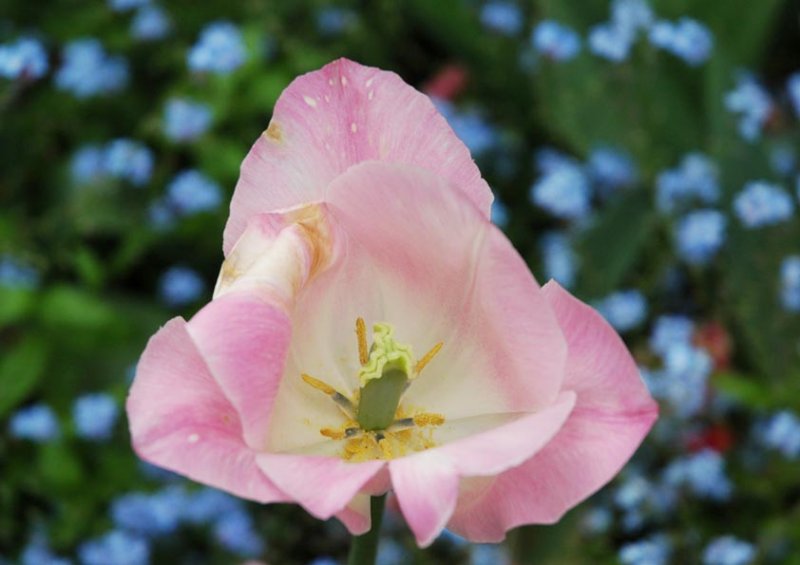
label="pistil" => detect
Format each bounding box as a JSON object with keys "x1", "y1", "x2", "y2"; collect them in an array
[
  {"x1": 355, "y1": 322, "x2": 414, "y2": 431},
  {"x1": 299, "y1": 318, "x2": 446, "y2": 460}
]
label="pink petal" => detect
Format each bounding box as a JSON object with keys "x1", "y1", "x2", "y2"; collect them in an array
[
  {"x1": 335, "y1": 494, "x2": 372, "y2": 535},
  {"x1": 542, "y1": 281, "x2": 657, "y2": 416},
  {"x1": 324, "y1": 161, "x2": 567, "y2": 414},
  {"x1": 224, "y1": 58, "x2": 492, "y2": 254},
  {"x1": 437, "y1": 391, "x2": 576, "y2": 476},
  {"x1": 127, "y1": 317, "x2": 286, "y2": 503},
  {"x1": 446, "y1": 282, "x2": 658, "y2": 542},
  {"x1": 215, "y1": 205, "x2": 329, "y2": 310},
  {"x1": 255, "y1": 453, "x2": 384, "y2": 520},
  {"x1": 186, "y1": 291, "x2": 291, "y2": 449},
  {"x1": 390, "y1": 451, "x2": 459, "y2": 547}
]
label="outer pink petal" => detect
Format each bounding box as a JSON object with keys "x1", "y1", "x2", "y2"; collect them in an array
[
  {"x1": 390, "y1": 451, "x2": 459, "y2": 547},
  {"x1": 438, "y1": 391, "x2": 576, "y2": 476},
  {"x1": 542, "y1": 281, "x2": 658, "y2": 415},
  {"x1": 127, "y1": 317, "x2": 286, "y2": 503},
  {"x1": 255, "y1": 453, "x2": 384, "y2": 520},
  {"x1": 446, "y1": 282, "x2": 658, "y2": 542},
  {"x1": 224, "y1": 58, "x2": 492, "y2": 253},
  {"x1": 335, "y1": 494, "x2": 372, "y2": 535},
  {"x1": 185, "y1": 291, "x2": 291, "y2": 450},
  {"x1": 324, "y1": 161, "x2": 567, "y2": 412}
]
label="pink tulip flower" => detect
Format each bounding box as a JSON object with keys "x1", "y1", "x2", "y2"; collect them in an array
[{"x1": 127, "y1": 59, "x2": 657, "y2": 547}]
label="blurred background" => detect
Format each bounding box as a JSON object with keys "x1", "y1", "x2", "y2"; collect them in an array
[{"x1": 2, "y1": 0, "x2": 800, "y2": 563}]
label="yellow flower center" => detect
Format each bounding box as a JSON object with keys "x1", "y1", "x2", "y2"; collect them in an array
[{"x1": 300, "y1": 318, "x2": 444, "y2": 461}]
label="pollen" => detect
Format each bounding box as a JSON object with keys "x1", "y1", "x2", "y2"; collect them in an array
[
  {"x1": 413, "y1": 413, "x2": 445, "y2": 427},
  {"x1": 316, "y1": 411, "x2": 445, "y2": 462},
  {"x1": 378, "y1": 437, "x2": 392, "y2": 459}
]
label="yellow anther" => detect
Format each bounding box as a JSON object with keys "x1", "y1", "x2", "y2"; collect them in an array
[
  {"x1": 301, "y1": 373, "x2": 336, "y2": 396},
  {"x1": 414, "y1": 342, "x2": 443, "y2": 375},
  {"x1": 356, "y1": 317, "x2": 369, "y2": 366},
  {"x1": 320, "y1": 428, "x2": 344, "y2": 440},
  {"x1": 301, "y1": 374, "x2": 356, "y2": 420},
  {"x1": 413, "y1": 413, "x2": 445, "y2": 427}
]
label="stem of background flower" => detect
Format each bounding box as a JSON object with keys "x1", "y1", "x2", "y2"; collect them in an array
[{"x1": 346, "y1": 494, "x2": 387, "y2": 565}]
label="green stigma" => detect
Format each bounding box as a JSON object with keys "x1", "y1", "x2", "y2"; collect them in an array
[
  {"x1": 358, "y1": 323, "x2": 414, "y2": 386},
  {"x1": 356, "y1": 323, "x2": 413, "y2": 431}
]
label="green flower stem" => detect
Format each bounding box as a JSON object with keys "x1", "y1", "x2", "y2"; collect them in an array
[{"x1": 346, "y1": 494, "x2": 387, "y2": 565}]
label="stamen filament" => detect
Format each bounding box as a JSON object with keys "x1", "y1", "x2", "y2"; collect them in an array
[
  {"x1": 389, "y1": 418, "x2": 414, "y2": 430},
  {"x1": 332, "y1": 392, "x2": 356, "y2": 414},
  {"x1": 414, "y1": 342, "x2": 443, "y2": 375},
  {"x1": 301, "y1": 373, "x2": 355, "y2": 418},
  {"x1": 356, "y1": 317, "x2": 369, "y2": 366}
]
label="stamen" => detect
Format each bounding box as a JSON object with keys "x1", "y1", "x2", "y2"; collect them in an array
[
  {"x1": 387, "y1": 413, "x2": 445, "y2": 432},
  {"x1": 413, "y1": 413, "x2": 445, "y2": 427},
  {"x1": 414, "y1": 342, "x2": 443, "y2": 376},
  {"x1": 321, "y1": 426, "x2": 361, "y2": 440},
  {"x1": 301, "y1": 373, "x2": 335, "y2": 395},
  {"x1": 356, "y1": 317, "x2": 369, "y2": 366},
  {"x1": 332, "y1": 392, "x2": 355, "y2": 414},
  {"x1": 389, "y1": 418, "x2": 415, "y2": 430},
  {"x1": 320, "y1": 428, "x2": 344, "y2": 440},
  {"x1": 301, "y1": 373, "x2": 356, "y2": 418}
]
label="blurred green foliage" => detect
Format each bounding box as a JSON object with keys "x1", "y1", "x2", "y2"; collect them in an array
[{"x1": 2, "y1": 0, "x2": 800, "y2": 564}]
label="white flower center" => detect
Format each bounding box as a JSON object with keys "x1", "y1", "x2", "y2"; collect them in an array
[{"x1": 300, "y1": 318, "x2": 445, "y2": 461}]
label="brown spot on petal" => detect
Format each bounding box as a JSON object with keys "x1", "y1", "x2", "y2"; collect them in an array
[
  {"x1": 264, "y1": 120, "x2": 283, "y2": 143},
  {"x1": 286, "y1": 204, "x2": 333, "y2": 279}
]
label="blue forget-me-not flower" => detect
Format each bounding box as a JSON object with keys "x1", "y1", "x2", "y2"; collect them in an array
[
  {"x1": 703, "y1": 535, "x2": 756, "y2": 565},
  {"x1": 55, "y1": 39, "x2": 128, "y2": 98},
  {"x1": 531, "y1": 20, "x2": 581, "y2": 61},
  {"x1": 188, "y1": 21, "x2": 247, "y2": 74},
  {"x1": 0, "y1": 37, "x2": 48, "y2": 80},
  {"x1": 674, "y1": 209, "x2": 726, "y2": 265},
  {"x1": 733, "y1": 181, "x2": 794, "y2": 228},
  {"x1": 73, "y1": 393, "x2": 119, "y2": 441}
]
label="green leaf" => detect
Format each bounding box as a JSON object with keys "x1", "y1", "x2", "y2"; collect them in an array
[
  {"x1": 407, "y1": 0, "x2": 491, "y2": 64},
  {"x1": 714, "y1": 371, "x2": 775, "y2": 409},
  {"x1": 0, "y1": 336, "x2": 48, "y2": 417},
  {"x1": 0, "y1": 287, "x2": 36, "y2": 327},
  {"x1": 195, "y1": 136, "x2": 251, "y2": 182},
  {"x1": 511, "y1": 510, "x2": 584, "y2": 564},
  {"x1": 658, "y1": 0, "x2": 786, "y2": 67},
  {"x1": 37, "y1": 285, "x2": 118, "y2": 332},
  {"x1": 37, "y1": 442, "x2": 84, "y2": 490},
  {"x1": 723, "y1": 223, "x2": 800, "y2": 380},
  {"x1": 73, "y1": 247, "x2": 106, "y2": 289},
  {"x1": 575, "y1": 188, "x2": 656, "y2": 298}
]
